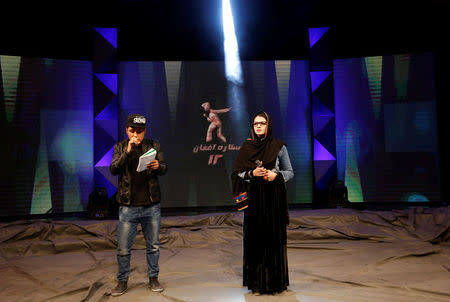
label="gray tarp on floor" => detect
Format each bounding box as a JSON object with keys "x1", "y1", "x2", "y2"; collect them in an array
[{"x1": 0, "y1": 207, "x2": 449, "y2": 302}]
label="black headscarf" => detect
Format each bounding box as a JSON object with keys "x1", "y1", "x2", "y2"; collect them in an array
[{"x1": 231, "y1": 111, "x2": 285, "y2": 198}]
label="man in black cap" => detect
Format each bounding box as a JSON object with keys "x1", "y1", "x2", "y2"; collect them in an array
[{"x1": 110, "y1": 113, "x2": 168, "y2": 295}]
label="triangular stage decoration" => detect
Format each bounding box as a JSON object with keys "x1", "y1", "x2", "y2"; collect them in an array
[
  {"x1": 312, "y1": 95, "x2": 334, "y2": 136},
  {"x1": 95, "y1": 97, "x2": 118, "y2": 140},
  {"x1": 316, "y1": 161, "x2": 337, "y2": 191},
  {"x1": 94, "y1": 27, "x2": 117, "y2": 48},
  {"x1": 314, "y1": 160, "x2": 336, "y2": 183},
  {"x1": 309, "y1": 27, "x2": 330, "y2": 48},
  {"x1": 95, "y1": 119, "x2": 118, "y2": 141},
  {"x1": 95, "y1": 73, "x2": 118, "y2": 95},
  {"x1": 310, "y1": 71, "x2": 332, "y2": 92},
  {"x1": 314, "y1": 138, "x2": 336, "y2": 161},
  {"x1": 95, "y1": 146, "x2": 118, "y2": 187},
  {"x1": 315, "y1": 120, "x2": 336, "y2": 157},
  {"x1": 95, "y1": 97, "x2": 118, "y2": 121}
]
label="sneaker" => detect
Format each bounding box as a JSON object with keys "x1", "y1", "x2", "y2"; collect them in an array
[
  {"x1": 111, "y1": 281, "x2": 127, "y2": 296},
  {"x1": 149, "y1": 277, "x2": 164, "y2": 292}
]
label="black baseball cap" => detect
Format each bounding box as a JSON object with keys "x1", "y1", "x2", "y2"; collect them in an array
[{"x1": 127, "y1": 114, "x2": 148, "y2": 128}]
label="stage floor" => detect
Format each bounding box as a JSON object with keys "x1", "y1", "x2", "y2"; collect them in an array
[{"x1": 1, "y1": 207, "x2": 449, "y2": 302}]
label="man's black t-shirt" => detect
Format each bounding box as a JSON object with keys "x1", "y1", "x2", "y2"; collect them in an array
[{"x1": 128, "y1": 144, "x2": 151, "y2": 206}]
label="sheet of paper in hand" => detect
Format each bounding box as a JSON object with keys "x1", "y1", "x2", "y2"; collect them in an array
[{"x1": 136, "y1": 148, "x2": 156, "y2": 172}]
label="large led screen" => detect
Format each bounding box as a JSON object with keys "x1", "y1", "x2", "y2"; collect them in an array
[
  {"x1": 0, "y1": 55, "x2": 93, "y2": 216},
  {"x1": 119, "y1": 60, "x2": 313, "y2": 207},
  {"x1": 334, "y1": 52, "x2": 440, "y2": 203}
]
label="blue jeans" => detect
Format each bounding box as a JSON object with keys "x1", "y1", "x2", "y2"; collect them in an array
[{"x1": 117, "y1": 204, "x2": 161, "y2": 281}]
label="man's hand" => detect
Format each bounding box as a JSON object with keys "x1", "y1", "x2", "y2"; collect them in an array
[
  {"x1": 147, "y1": 160, "x2": 159, "y2": 170},
  {"x1": 127, "y1": 137, "x2": 140, "y2": 153}
]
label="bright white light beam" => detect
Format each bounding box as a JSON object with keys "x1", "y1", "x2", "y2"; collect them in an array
[{"x1": 222, "y1": 0, "x2": 242, "y2": 84}]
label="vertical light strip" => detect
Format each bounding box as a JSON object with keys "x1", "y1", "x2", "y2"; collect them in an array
[
  {"x1": 365, "y1": 56, "x2": 383, "y2": 120},
  {"x1": 164, "y1": 61, "x2": 182, "y2": 133},
  {"x1": 344, "y1": 123, "x2": 363, "y2": 202},
  {"x1": 222, "y1": 0, "x2": 247, "y2": 143},
  {"x1": 0, "y1": 55, "x2": 21, "y2": 122},
  {"x1": 275, "y1": 60, "x2": 291, "y2": 135},
  {"x1": 394, "y1": 54, "x2": 409, "y2": 100},
  {"x1": 31, "y1": 116, "x2": 52, "y2": 214},
  {"x1": 222, "y1": 0, "x2": 242, "y2": 84}
]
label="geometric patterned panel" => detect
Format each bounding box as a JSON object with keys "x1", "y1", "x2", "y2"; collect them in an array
[
  {"x1": 93, "y1": 28, "x2": 118, "y2": 196},
  {"x1": 309, "y1": 27, "x2": 337, "y2": 200}
]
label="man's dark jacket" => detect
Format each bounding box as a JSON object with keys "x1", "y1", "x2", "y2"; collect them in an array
[{"x1": 110, "y1": 138, "x2": 168, "y2": 206}]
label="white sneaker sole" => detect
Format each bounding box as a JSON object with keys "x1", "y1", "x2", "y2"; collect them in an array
[{"x1": 111, "y1": 289, "x2": 127, "y2": 296}]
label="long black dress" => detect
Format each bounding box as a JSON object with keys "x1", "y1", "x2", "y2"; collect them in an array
[
  {"x1": 243, "y1": 175, "x2": 289, "y2": 294},
  {"x1": 232, "y1": 111, "x2": 290, "y2": 294}
]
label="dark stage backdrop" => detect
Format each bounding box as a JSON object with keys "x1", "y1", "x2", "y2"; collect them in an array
[
  {"x1": 0, "y1": 55, "x2": 94, "y2": 216},
  {"x1": 334, "y1": 52, "x2": 440, "y2": 203},
  {"x1": 0, "y1": 53, "x2": 441, "y2": 217},
  {"x1": 118, "y1": 60, "x2": 313, "y2": 207}
]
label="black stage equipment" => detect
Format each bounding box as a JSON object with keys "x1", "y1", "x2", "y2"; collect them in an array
[{"x1": 87, "y1": 187, "x2": 110, "y2": 219}]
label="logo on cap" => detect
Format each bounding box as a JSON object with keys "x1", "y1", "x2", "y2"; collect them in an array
[{"x1": 134, "y1": 117, "x2": 146, "y2": 124}]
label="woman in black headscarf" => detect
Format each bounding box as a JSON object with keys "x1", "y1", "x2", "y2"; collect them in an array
[{"x1": 231, "y1": 111, "x2": 294, "y2": 294}]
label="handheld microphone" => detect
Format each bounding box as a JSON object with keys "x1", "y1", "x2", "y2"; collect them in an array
[{"x1": 255, "y1": 160, "x2": 269, "y2": 180}]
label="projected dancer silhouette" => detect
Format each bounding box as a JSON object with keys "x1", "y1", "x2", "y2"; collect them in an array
[{"x1": 201, "y1": 102, "x2": 231, "y2": 143}]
